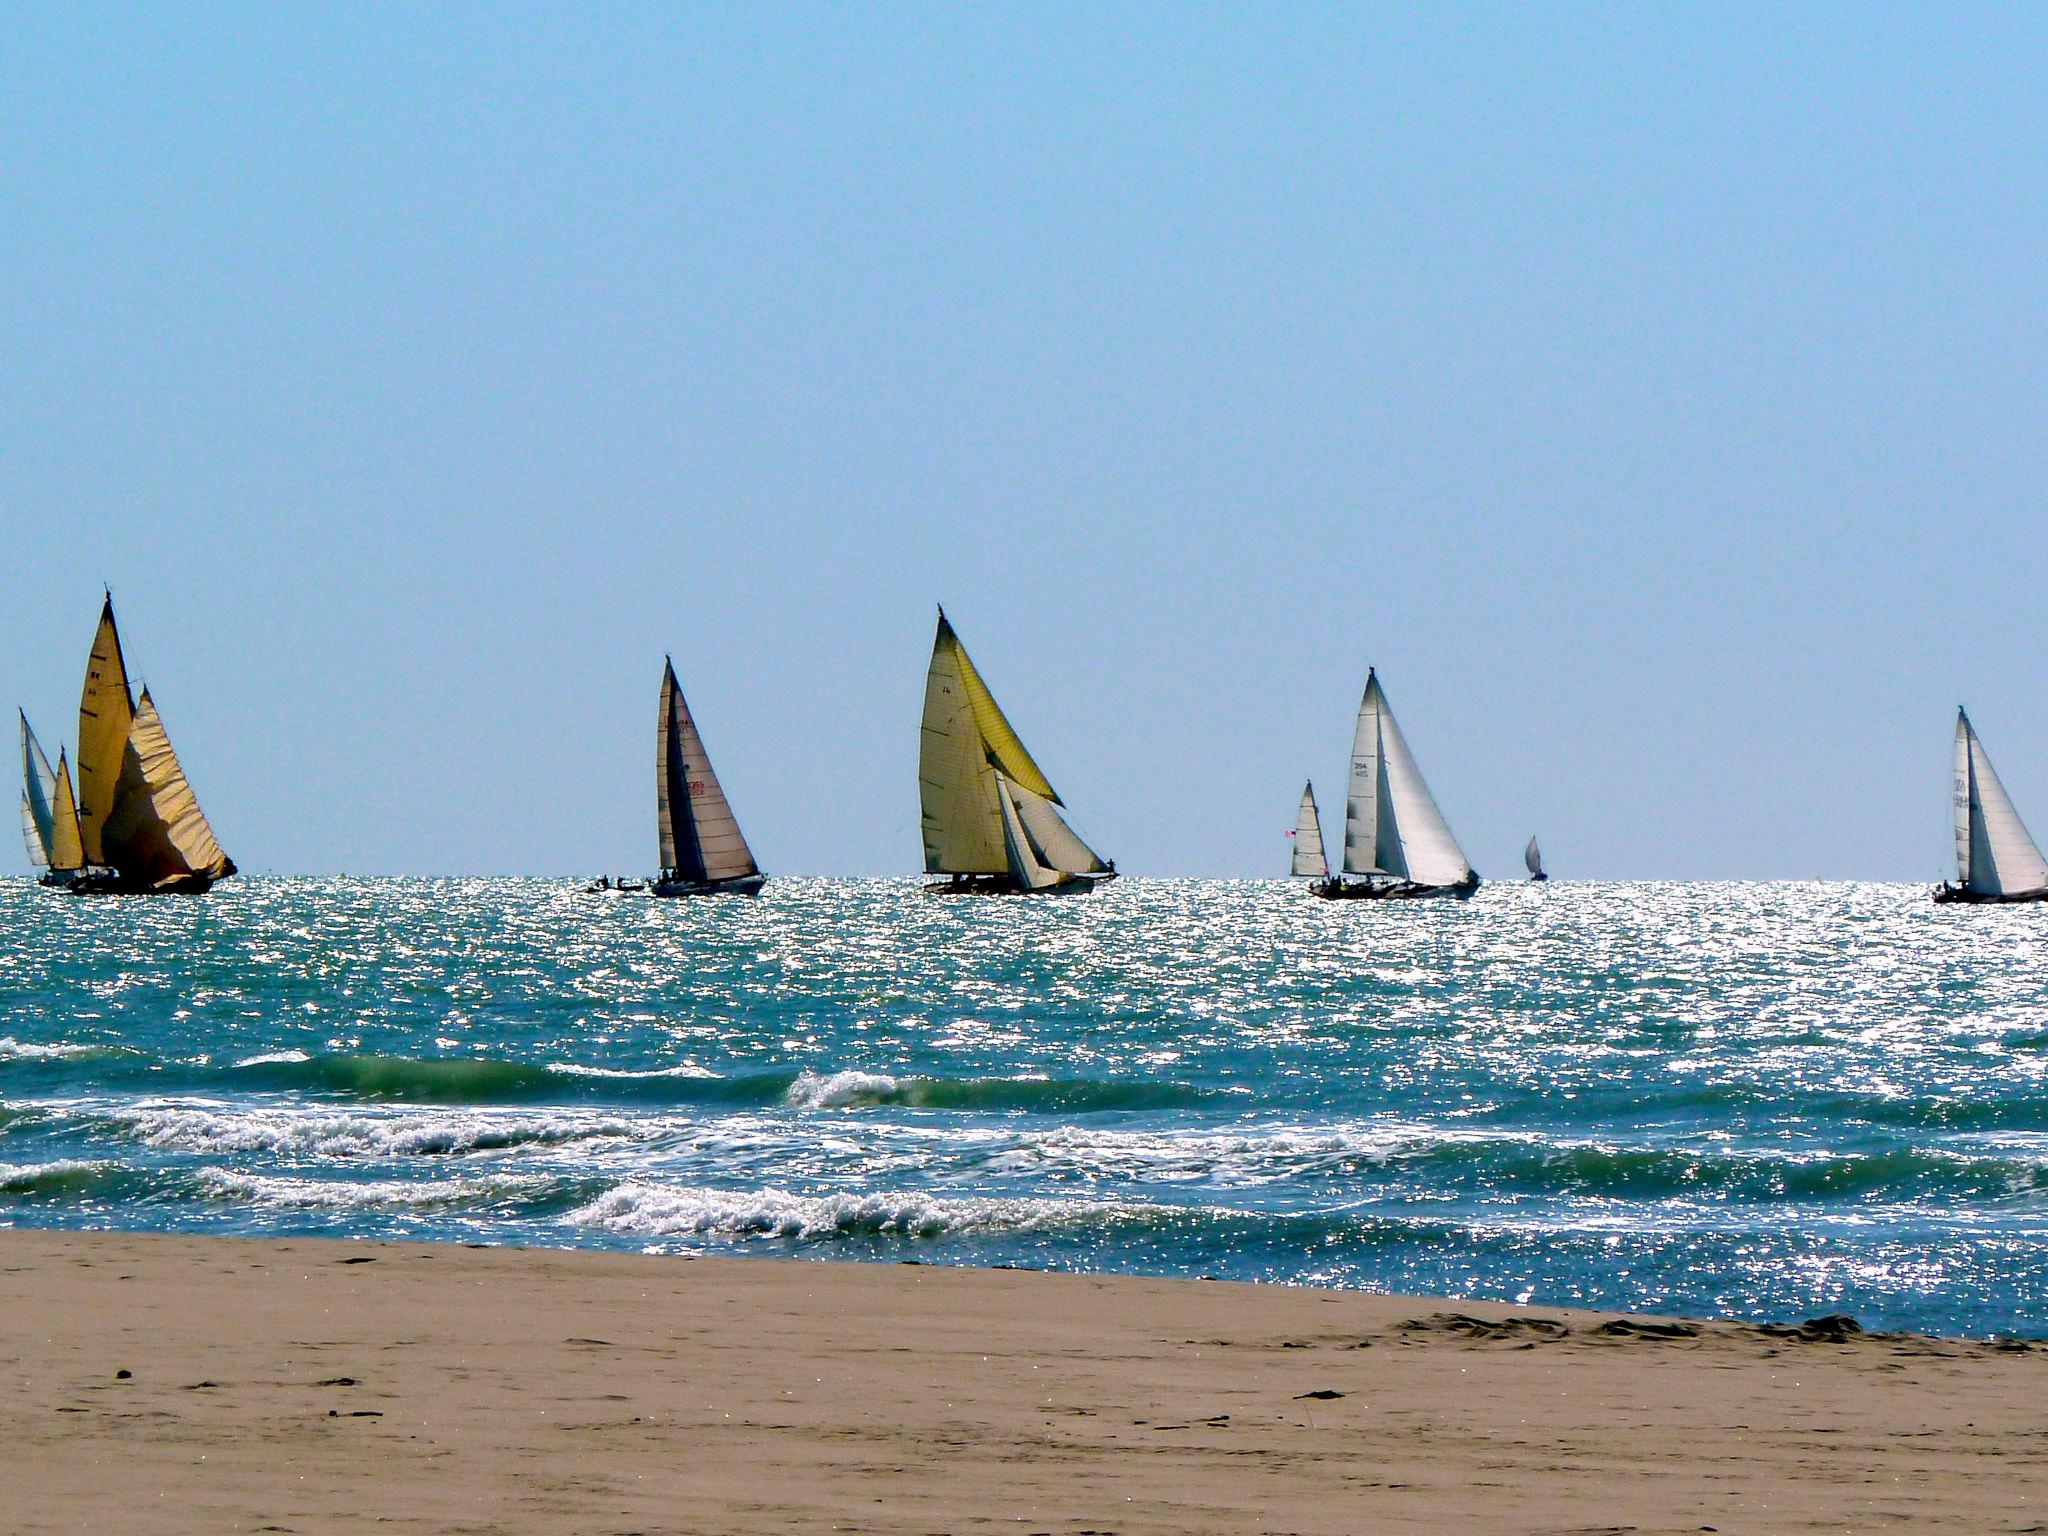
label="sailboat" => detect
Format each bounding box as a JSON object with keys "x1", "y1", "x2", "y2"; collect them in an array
[
  {"x1": 918, "y1": 609, "x2": 1115, "y2": 895},
  {"x1": 1935, "y1": 708, "x2": 2048, "y2": 905},
  {"x1": 1289, "y1": 781, "x2": 1329, "y2": 879},
  {"x1": 19, "y1": 712, "x2": 85, "y2": 884},
  {"x1": 648, "y1": 658, "x2": 765, "y2": 897},
  {"x1": 39, "y1": 596, "x2": 235, "y2": 895},
  {"x1": 1312, "y1": 668, "x2": 1479, "y2": 901},
  {"x1": 1524, "y1": 835, "x2": 1548, "y2": 882}
]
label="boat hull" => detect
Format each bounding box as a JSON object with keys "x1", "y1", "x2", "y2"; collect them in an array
[
  {"x1": 1933, "y1": 883, "x2": 2048, "y2": 905},
  {"x1": 44, "y1": 867, "x2": 224, "y2": 896},
  {"x1": 923, "y1": 871, "x2": 1117, "y2": 897},
  {"x1": 650, "y1": 873, "x2": 767, "y2": 899},
  {"x1": 1311, "y1": 873, "x2": 1481, "y2": 902},
  {"x1": 1527, "y1": 873, "x2": 1549, "y2": 883}
]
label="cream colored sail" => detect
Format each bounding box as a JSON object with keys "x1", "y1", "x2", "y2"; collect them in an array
[
  {"x1": 1341, "y1": 670, "x2": 1472, "y2": 887},
  {"x1": 1007, "y1": 779, "x2": 1108, "y2": 876},
  {"x1": 48, "y1": 752, "x2": 85, "y2": 872},
  {"x1": 996, "y1": 773, "x2": 1066, "y2": 890},
  {"x1": 919, "y1": 614, "x2": 1010, "y2": 874},
  {"x1": 20, "y1": 711, "x2": 58, "y2": 868},
  {"x1": 1291, "y1": 781, "x2": 1327, "y2": 877},
  {"x1": 99, "y1": 690, "x2": 234, "y2": 889},
  {"x1": 75, "y1": 596, "x2": 135, "y2": 866},
  {"x1": 656, "y1": 659, "x2": 758, "y2": 883},
  {"x1": 1953, "y1": 709, "x2": 2048, "y2": 896}
]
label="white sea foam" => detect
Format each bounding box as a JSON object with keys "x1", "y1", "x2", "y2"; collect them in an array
[
  {"x1": 0, "y1": 1037, "x2": 110, "y2": 1061},
  {"x1": 233, "y1": 1049, "x2": 312, "y2": 1066},
  {"x1": 784, "y1": 1069, "x2": 900, "y2": 1109},
  {"x1": 0, "y1": 1158, "x2": 105, "y2": 1189},
  {"x1": 111, "y1": 1102, "x2": 641, "y2": 1159},
  {"x1": 564, "y1": 1179, "x2": 1147, "y2": 1240},
  {"x1": 195, "y1": 1167, "x2": 552, "y2": 1210},
  {"x1": 550, "y1": 1062, "x2": 721, "y2": 1080}
]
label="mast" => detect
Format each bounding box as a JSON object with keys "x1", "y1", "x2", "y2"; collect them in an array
[
  {"x1": 1953, "y1": 708, "x2": 2048, "y2": 896},
  {"x1": 655, "y1": 658, "x2": 758, "y2": 883},
  {"x1": 1291, "y1": 781, "x2": 1328, "y2": 877},
  {"x1": 1341, "y1": 670, "x2": 1471, "y2": 886}
]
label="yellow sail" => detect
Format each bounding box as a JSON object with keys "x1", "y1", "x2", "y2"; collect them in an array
[
  {"x1": 100, "y1": 690, "x2": 234, "y2": 889},
  {"x1": 48, "y1": 752, "x2": 85, "y2": 872},
  {"x1": 75, "y1": 596, "x2": 135, "y2": 866},
  {"x1": 919, "y1": 624, "x2": 1007, "y2": 874},
  {"x1": 938, "y1": 615, "x2": 1059, "y2": 803}
]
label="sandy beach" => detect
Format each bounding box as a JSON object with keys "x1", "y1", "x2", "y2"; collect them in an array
[{"x1": 0, "y1": 1230, "x2": 2041, "y2": 1534}]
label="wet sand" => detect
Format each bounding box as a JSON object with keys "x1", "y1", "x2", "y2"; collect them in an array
[{"x1": 2, "y1": 1228, "x2": 2044, "y2": 1534}]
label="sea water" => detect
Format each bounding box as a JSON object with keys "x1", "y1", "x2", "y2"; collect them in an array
[{"x1": 3, "y1": 877, "x2": 2046, "y2": 1336}]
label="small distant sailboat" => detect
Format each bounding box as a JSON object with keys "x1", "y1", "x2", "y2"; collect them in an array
[
  {"x1": 1289, "y1": 781, "x2": 1328, "y2": 878},
  {"x1": 1935, "y1": 708, "x2": 2048, "y2": 905},
  {"x1": 38, "y1": 595, "x2": 236, "y2": 895},
  {"x1": 918, "y1": 609, "x2": 1115, "y2": 895},
  {"x1": 647, "y1": 658, "x2": 765, "y2": 897},
  {"x1": 19, "y1": 712, "x2": 84, "y2": 882},
  {"x1": 1313, "y1": 668, "x2": 1479, "y2": 901},
  {"x1": 1524, "y1": 835, "x2": 1548, "y2": 882}
]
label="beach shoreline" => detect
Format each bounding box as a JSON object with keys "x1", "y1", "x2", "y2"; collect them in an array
[{"x1": 3, "y1": 1228, "x2": 2043, "y2": 1534}]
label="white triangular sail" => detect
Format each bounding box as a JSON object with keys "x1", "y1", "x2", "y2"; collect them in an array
[
  {"x1": 1291, "y1": 781, "x2": 1327, "y2": 877},
  {"x1": 1524, "y1": 836, "x2": 1544, "y2": 877},
  {"x1": 1340, "y1": 670, "x2": 1471, "y2": 887},
  {"x1": 656, "y1": 660, "x2": 759, "y2": 883},
  {"x1": 996, "y1": 773, "x2": 1067, "y2": 891},
  {"x1": 1006, "y1": 780, "x2": 1108, "y2": 875},
  {"x1": 1953, "y1": 710, "x2": 2048, "y2": 897},
  {"x1": 19, "y1": 712, "x2": 58, "y2": 868}
]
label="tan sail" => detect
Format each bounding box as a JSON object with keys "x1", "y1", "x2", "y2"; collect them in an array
[
  {"x1": 919, "y1": 615, "x2": 1008, "y2": 874},
  {"x1": 656, "y1": 659, "x2": 759, "y2": 883},
  {"x1": 75, "y1": 596, "x2": 135, "y2": 866},
  {"x1": 99, "y1": 690, "x2": 234, "y2": 889},
  {"x1": 48, "y1": 752, "x2": 85, "y2": 872}
]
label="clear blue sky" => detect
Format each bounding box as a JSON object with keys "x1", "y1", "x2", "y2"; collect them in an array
[{"x1": 5, "y1": 4, "x2": 2045, "y2": 879}]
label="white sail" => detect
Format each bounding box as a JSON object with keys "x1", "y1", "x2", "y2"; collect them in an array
[
  {"x1": 1291, "y1": 781, "x2": 1327, "y2": 877},
  {"x1": 1007, "y1": 780, "x2": 1108, "y2": 875},
  {"x1": 657, "y1": 660, "x2": 758, "y2": 883},
  {"x1": 1953, "y1": 710, "x2": 2048, "y2": 896},
  {"x1": 1524, "y1": 836, "x2": 1544, "y2": 877},
  {"x1": 1340, "y1": 670, "x2": 1471, "y2": 887},
  {"x1": 996, "y1": 773, "x2": 1067, "y2": 890},
  {"x1": 19, "y1": 711, "x2": 57, "y2": 868}
]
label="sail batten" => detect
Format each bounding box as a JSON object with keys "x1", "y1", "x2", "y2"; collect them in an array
[
  {"x1": 655, "y1": 660, "x2": 758, "y2": 884},
  {"x1": 1291, "y1": 782, "x2": 1328, "y2": 877},
  {"x1": 1952, "y1": 710, "x2": 2048, "y2": 897},
  {"x1": 1340, "y1": 671, "x2": 1470, "y2": 887}
]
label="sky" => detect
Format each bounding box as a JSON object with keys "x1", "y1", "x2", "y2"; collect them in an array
[{"x1": 4, "y1": 4, "x2": 2046, "y2": 879}]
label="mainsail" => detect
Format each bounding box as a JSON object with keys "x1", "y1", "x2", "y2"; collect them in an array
[
  {"x1": 19, "y1": 711, "x2": 58, "y2": 868},
  {"x1": 918, "y1": 611, "x2": 1109, "y2": 882},
  {"x1": 1291, "y1": 781, "x2": 1328, "y2": 877},
  {"x1": 1952, "y1": 709, "x2": 2048, "y2": 897},
  {"x1": 70, "y1": 596, "x2": 234, "y2": 891},
  {"x1": 1524, "y1": 836, "x2": 1544, "y2": 878},
  {"x1": 1340, "y1": 670, "x2": 1472, "y2": 887},
  {"x1": 656, "y1": 659, "x2": 759, "y2": 883},
  {"x1": 75, "y1": 596, "x2": 135, "y2": 867}
]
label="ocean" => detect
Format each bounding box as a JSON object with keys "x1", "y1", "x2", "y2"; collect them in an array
[{"x1": 3, "y1": 876, "x2": 2046, "y2": 1337}]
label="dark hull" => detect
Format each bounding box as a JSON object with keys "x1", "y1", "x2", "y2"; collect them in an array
[
  {"x1": 1527, "y1": 873, "x2": 1549, "y2": 883},
  {"x1": 1934, "y1": 883, "x2": 2048, "y2": 905},
  {"x1": 44, "y1": 868, "x2": 224, "y2": 896},
  {"x1": 651, "y1": 873, "x2": 767, "y2": 899},
  {"x1": 1311, "y1": 872, "x2": 1481, "y2": 902},
  {"x1": 924, "y1": 871, "x2": 1117, "y2": 897}
]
